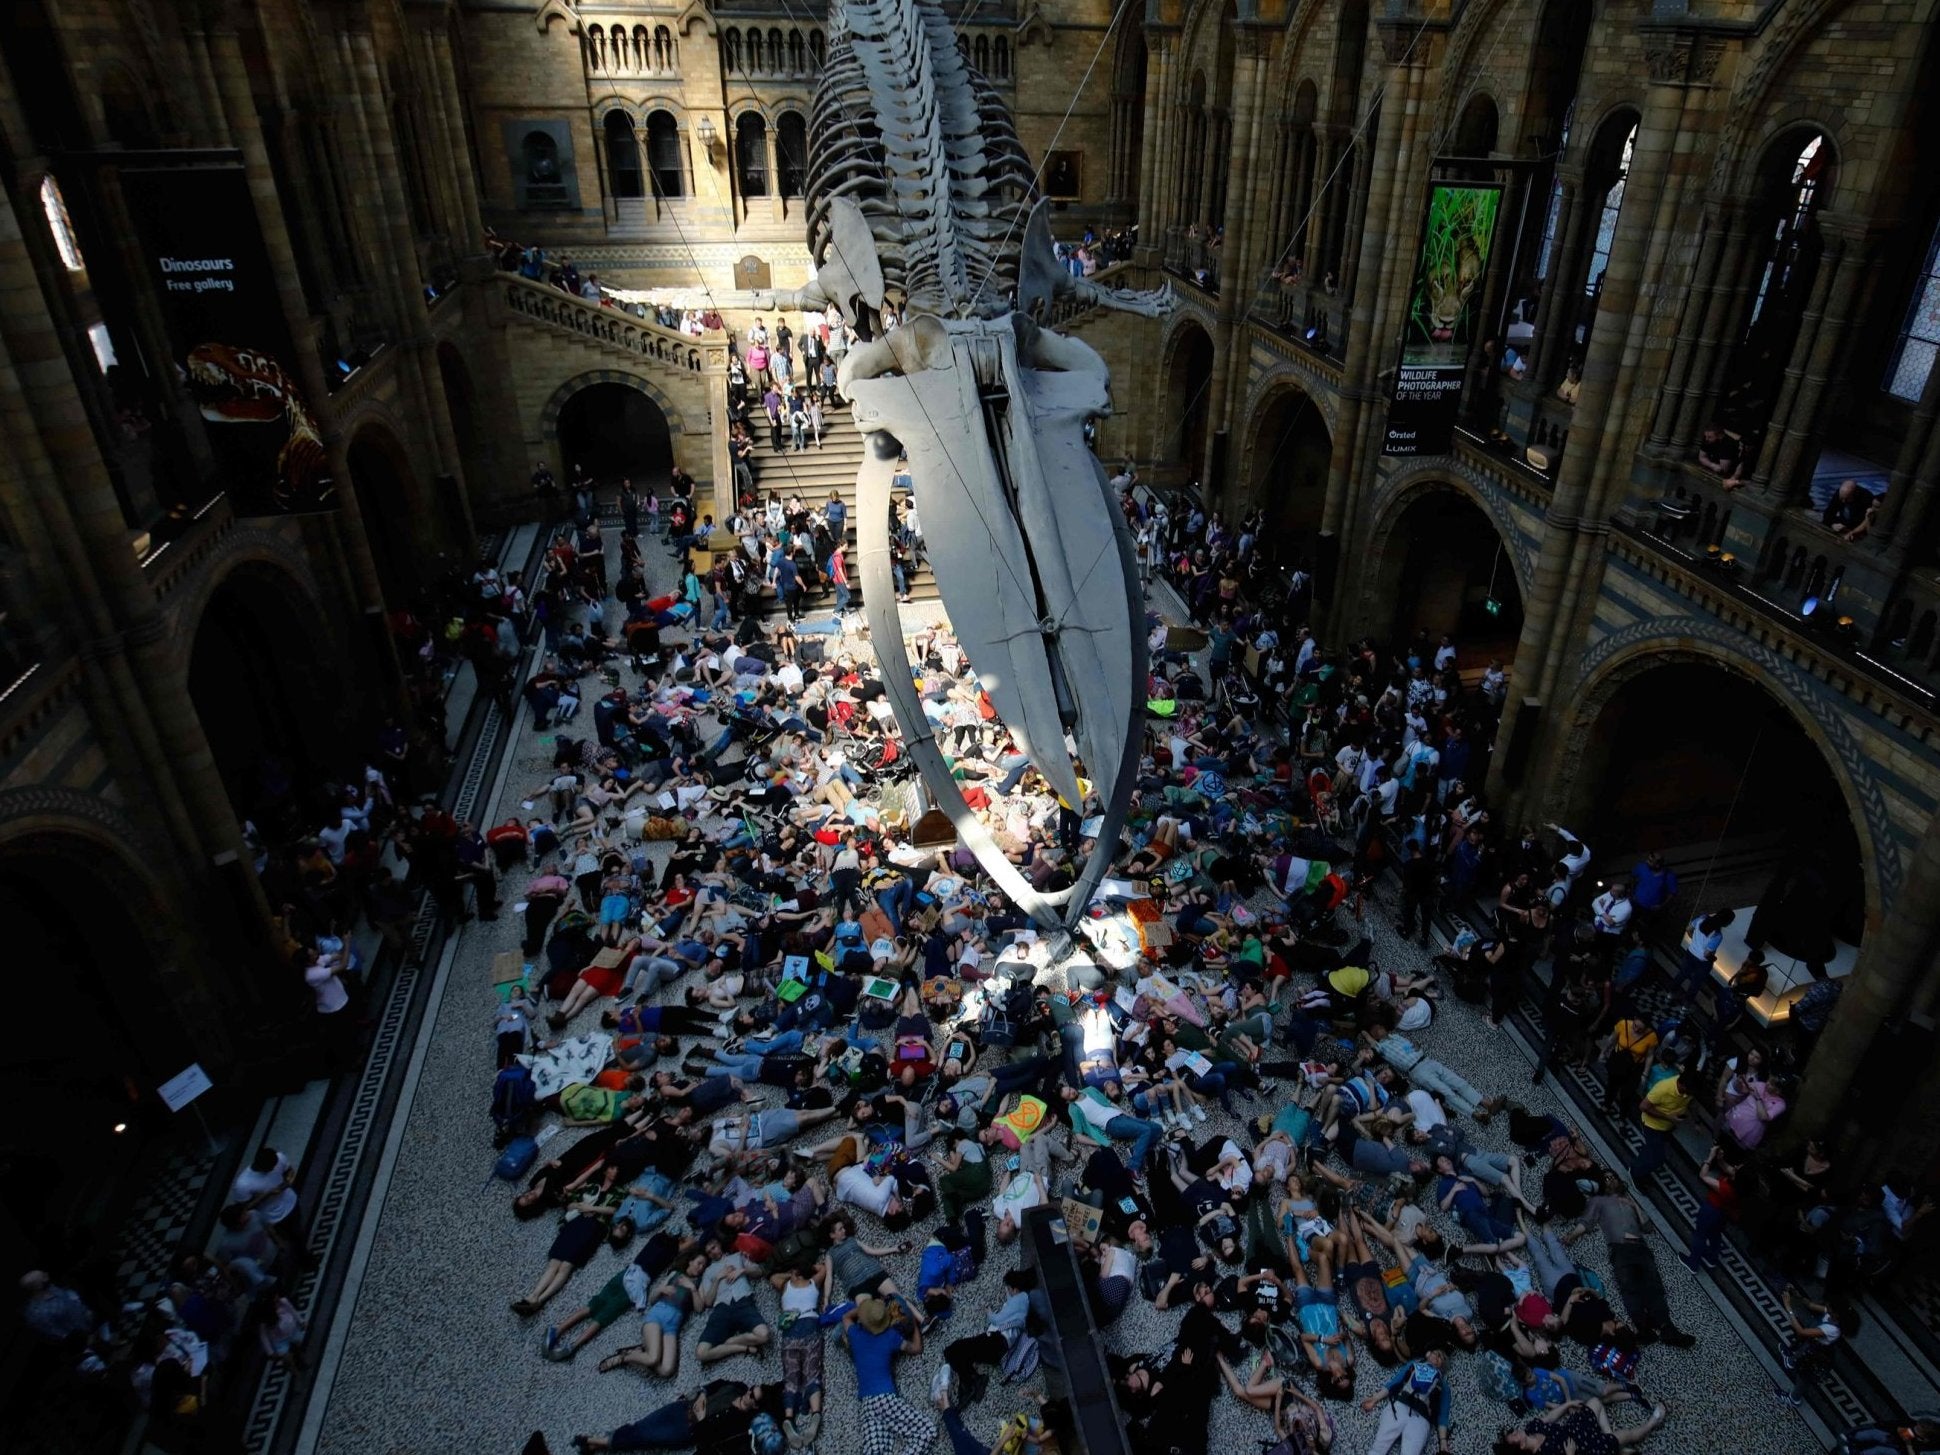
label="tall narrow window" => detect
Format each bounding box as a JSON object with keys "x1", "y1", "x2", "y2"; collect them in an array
[
  {"x1": 777, "y1": 112, "x2": 808, "y2": 198},
  {"x1": 604, "y1": 111, "x2": 643, "y2": 199},
  {"x1": 736, "y1": 113, "x2": 769, "y2": 198},
  {"x1": 646, "y1": 111, "x2": 684, "y2": 198},
  {"x1": 1748, "y1": 134, "x2": 1825, "y2": 334},
  {"x1": 1534, "y1": 102, "x2": 1576, "y2": 282},
  {"x1": 1584, "y1": 123, "x2": 1637, "y2": 297},
  {"x1": 1887, "y1": 217, "x2": 1940, "y2": 403},
  {"x1": 39, "y1": 176, "x2": 84, "y2": 271}
]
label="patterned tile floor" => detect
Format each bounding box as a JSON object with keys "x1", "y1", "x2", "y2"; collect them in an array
[{"x1": 305, "y1": 543, "x2": 1823, "y2": 1455}]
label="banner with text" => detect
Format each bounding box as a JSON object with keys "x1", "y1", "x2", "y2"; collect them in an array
[
  {"x1": 1383, "y1": 183, "x2": 1503, "y2": 458},
  {"x1": 119, "y1": 165, "x2": 334, "y2": 513}
]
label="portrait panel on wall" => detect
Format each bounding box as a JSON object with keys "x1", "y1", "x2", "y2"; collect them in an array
[{"x1": 1043, "y1": 150, "x2": 1082, "y2": 201}]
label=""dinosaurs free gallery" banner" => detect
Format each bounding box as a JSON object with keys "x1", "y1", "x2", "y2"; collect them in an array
[
  {"x1": 1383, "y1": 182, "x2": 1503, "y2": 458},
  {"x1": 119, "y1": 163, "x2": 334, "y2": 514}
]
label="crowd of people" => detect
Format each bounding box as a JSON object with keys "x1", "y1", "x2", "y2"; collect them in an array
[{"x1": 418, "y1": 449, "x2": 1912, "y2": 1455}]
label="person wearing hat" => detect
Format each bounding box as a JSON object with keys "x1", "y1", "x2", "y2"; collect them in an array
[{"x1": 842, "y1": 1292, "x2": 933, "y2": 1455}]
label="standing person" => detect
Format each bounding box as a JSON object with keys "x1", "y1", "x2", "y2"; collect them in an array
[
  {"x1": 1776, "y1": 1286, "x2": 1844, "y2": 1407},
  {"x1": 829, "y1": 543, "x2": 851, "y2": 615},
  {"x1": 229, "y1": 1147, "x2": 307, "y2": 1260},
  {"x1": 841, "y1": 1293, "x2": 934, "y2": 1455},
  {"x1": 1631, "y1": 1064, "x2": 1695, "y2": 1183},
  {"x1": 789, "y1": 394, "x2": 809, "y2": 452},
  {"x1": 620, "y1": 478, "x2": 640, "y2": 537},
  {"x1": 806, "y1": 394, "x2": 824, "y2": 448}
]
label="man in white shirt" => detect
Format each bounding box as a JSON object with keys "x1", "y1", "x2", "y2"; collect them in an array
[
  {"x1": 1591, "y1": 882, "x2": 1633, "y2": 937},
  {"x1": 1434, "y1": 635, "x2": 1459, "y2": 672},
  {"x1": 229, "y1": 1147, "x2": 305, "y2": 1256},
  {"x1": 1551, "y1": 823, "x2": 1592, "y2": 883}
]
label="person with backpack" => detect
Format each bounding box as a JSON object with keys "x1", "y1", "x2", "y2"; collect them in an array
[
  {"x1": 1360, "y1": 1347, "x2": 1453, "y2": 1455},
  {"x1": 939, "y1": 1267, "x2": 1038, "y2": 1405}
]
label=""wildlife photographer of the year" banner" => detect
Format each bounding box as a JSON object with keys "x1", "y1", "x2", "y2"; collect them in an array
[{"x1": 1383, "y1": 183, "x2": 1502, "y2": 458}]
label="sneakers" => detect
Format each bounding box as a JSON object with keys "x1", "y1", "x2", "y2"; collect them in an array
[
  {"x1": 543, "y1": 1325, "x2": 563, "y2": 1359},
  {"x1": 1189, "y1": 1103, "x2": 1209, "y2": 1125}
]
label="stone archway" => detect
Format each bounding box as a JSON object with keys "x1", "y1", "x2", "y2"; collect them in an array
[
  {"x1": 1552, "y1": 629, "x2": 1891, "y2": 936},
  {"x1": 1361, "y1": 476, "x2": 1528, "y2": 666},
  {"x1": 0, "y1": 819, "x2": 199, "y2": 1266},
  {"x1": 552, "y1": 379, "x2": 675, "y2": 485},
  {"x1": 1240, "y1": 382, "x2": 1332, "y2": 559},
  {"x1": 1157, "y1": 318, "x2": 1215, "y2": 481},
  {"x1": 346, "y1": 423, "x2": 428, "y2": 604},
  {"x1": 187, "y1": 559, "x2": 348, "y2": 832}
]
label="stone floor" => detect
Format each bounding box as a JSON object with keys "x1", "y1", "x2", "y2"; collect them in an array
[{"x1": 305, "y1": 527, "x2": 1821, "y2": 1455}]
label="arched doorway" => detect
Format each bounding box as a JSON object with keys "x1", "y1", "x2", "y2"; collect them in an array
[
  {"x1": 556, "y1": 381, "x2": 674, "y2": 486},
  {"x1": 1245, "y1": 387, "x2": 1331, "y2": 557},
  {"x1": 1570, "y1": 661, "x2": 1866, "y2": 953},
  {"x1": 1161, "y1": 322, "x2": 1214, "y2": 481},
  {"x1": 0, "y1": 841, "x2": 189, "y2": 1271},
  {"x1": 189, "y1": 564, "x2": 343, "y2": 834},
  {"x1": 1378, "y1": 487, "x2": 1524, "y2": 663},
  {"x1": 346, "y1": 426, "x2": 423, "y2": 605},
  {"x1": 437, "y1": 343, "x2": 491, "y2": 524}
]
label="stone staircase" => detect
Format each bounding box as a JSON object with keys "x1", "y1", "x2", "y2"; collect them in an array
[{"x1": 738, "y1": 396, "x2": 940, "y2": 607}]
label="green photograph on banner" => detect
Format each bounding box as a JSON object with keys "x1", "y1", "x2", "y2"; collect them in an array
[{"x1": 1401, "y1": 184, "x2": 1503, "y2": 363}]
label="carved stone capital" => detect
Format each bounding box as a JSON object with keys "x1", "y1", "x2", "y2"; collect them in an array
[{"x1": 1643, "y1": 32, "x2": 1724, "y2": 86}]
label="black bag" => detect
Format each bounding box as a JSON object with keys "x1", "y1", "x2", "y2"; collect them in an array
[
  {"x1": 746, "y1": 642, "x2": 778, "y2": 665},
  {"x1": 799, "y1": 638, "x2": 826, "y2": 666}
]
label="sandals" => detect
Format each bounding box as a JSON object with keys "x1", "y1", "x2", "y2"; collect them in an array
[
  {"x1": 511, "y1": 1298, "x2": 538, "y2": 1317},
  {"x1": 597, "y1": 1347, "x2": 641, "y2": 1374}
]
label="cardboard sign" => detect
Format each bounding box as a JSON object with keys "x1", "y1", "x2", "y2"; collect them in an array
[{"x1": 1060, "y1": 1196, "x2": 1104, "y2": 1246}]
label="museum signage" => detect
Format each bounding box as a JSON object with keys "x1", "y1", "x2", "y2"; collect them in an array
[{"x1": 1384, "y1": 182, "x2": 1503, "y2": 457}]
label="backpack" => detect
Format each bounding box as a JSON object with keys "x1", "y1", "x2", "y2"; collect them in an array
[
  {"x1": 747, "y1": 1412, "x2": 786, "y2": 1455},
  {"x1": 491, "y1": 1063, "x2": 536, "y2": 1139},
  {"x1": 493, "y1": 1135, "x2": 538, "y2": 1181}
]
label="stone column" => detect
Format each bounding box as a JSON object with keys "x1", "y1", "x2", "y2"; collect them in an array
[
  {"x1": 435, "y1": 40, "x2": 485, "y2": 250},
  {"x1": 1758, "y1": 224, "x2": 1868, "y2": 501},
  {"x1": 1487, "y1": 37, "x2": 1709, "y2": 802},
  {"x1": 1875, "y1": 360, "x2": 1940, "y2": 545},
  {"x1": 1530, "y1": 170, "x2": 1584, "y2": 386},
  {"x1": 1792, "y1": 816, "x2": 1940, "y2": 1144},
  {"x1": 1649, "y1": 198, "x2": 1745, "y2": 450},
  {"x1": 765, "y1": 122, "x2": 784, "y2": 224},
  {"x1": 1199, "y1": 35, "x2": 1268, "y2": 495},
  {"x1": 346, "y1": 27, "x2": 477, "y2": 555},
  {"x1": 412, "y1": 29, "x2": 467, "y2": 252},
  {"x1": 1135, "y1": 33, "x2": 1171, "y2": 248},
  {"x1": 1306, "y1": 131, "x2": 1335, "y2": 276},
  {"x1": 1339, "y1": 136, "x2": 1374, "y2": 307}
]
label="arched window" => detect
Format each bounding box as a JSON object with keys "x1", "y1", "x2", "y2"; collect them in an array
[
  {"x1": 1534, "y1": 101, "x2": 1576, "y2": 281},
  {"x1": 522, "y1": 130, "x2": 569, "y2": 207},
  {"x1": 777, "y1": 111, "x2": 808, "y2": 198},
  {"x1": 769, "y1": 29, "x2": 785, "y2": 73},
  {"x1": 1453, "y1": 93, "x2": 1499, "y2": 158},
  {"x1": 646, "y1": 111, "x2": 684, "y2": 198},
  {"x1": 655, "y1": 27, "x2": 673, "y2": 70},
  {"x1": 587, "y1": 24, "x2": 606, "y2": 71},
  {"x1": 1585, "y1": 122, "x2": 1637, "y2": 299},
  {"x1": 1887, "y1": 215, "x2": 1940, "y2": 403},
  {"x1": 632, "y1": 26, "x2": 649, "y2": 70},
  {"x1": 1748, "y1": 133, "x2": 1827, "y2": 335},
  {"x1": 975, "y1": 34, "x2": 990, "y2": 73},
  {"x1": 736, "y1": 112, "x2": 769, "y2": 198},
  {"x1": 789, "y1": 29, "x2": 806, "y2": 73},
  {"x1": 993, "y1": 37, "x2": 1010, "y2": 79},
  {"x1": 810, "y1": 31, "x2": 826, "y2": 69},
  {"x1": 604, "y1": 111, "x2": 643, "y2": 198},
  {"x1": 724, "y1": 28, "x2": 741, "y2": 73},
  {"x1": 747, "y1": 29, "x2": 763, "y2": 72},
  {"x1": 40, "y1": 176, "x2": 84, "y2": 271}
]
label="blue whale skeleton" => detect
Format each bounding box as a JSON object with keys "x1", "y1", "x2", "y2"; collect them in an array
[{"x1": 764, "y1": 0, "x2": 1174, "y2": 929}]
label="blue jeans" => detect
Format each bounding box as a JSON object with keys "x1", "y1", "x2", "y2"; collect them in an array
[
  {"x1": 876, "y1": 879, "x2": 914, "y2": 931},
  {"x1": 610, "y1": 1399, "x2": 694, "y2": 1450},
  {"x1": 1105, "y1": 1113, "x2": 1161, "y2": 1171},
  {"x1": 1689, "y1": 1202, "x2": 1727, "y2": 1264},
  {"x1": 1632, "y1": 1123, "x2": 1672, "y2": 1182},
  {"x1": 834, "y1": 580, "x2": 851, "y2": 612}
]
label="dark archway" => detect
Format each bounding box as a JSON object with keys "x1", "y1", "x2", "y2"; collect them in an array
[
  {"x1": 1246, "y1": 388, "x2": 1331, "y2": 555},
  {"x1": 604, "y1": 110, "x2": 643, "y2": 198},
  {"x1": 1381, "y1": 488, "x2": 1524, "y2": 663},
  {"x1": 1162, "y1": 322, "x2": 1215, "y2": 480},
  {"x1": 556, "y1": 381, "x2": 674, "y2": 486},
  {"x1": 1573, "y1": 662, "x2": 1866, "y2": 948},
  {"x1": 346, "y1": 426, "x2": 422, "y2": 606},
  {"x1": 646, "y1": 110, "x2": 684, "y2": 198},
  {"x1": 189, "y1": 564, "x2": 343, "y2": 831},
  {"x1": 437, "y1": 343, "x2": 491, "y2": 524},
  {"x1": 0, "y1": 841, "x2": 189, "y2": 1274}
]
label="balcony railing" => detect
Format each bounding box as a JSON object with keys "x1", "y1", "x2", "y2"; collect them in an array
[
  {"x1": 1161, "y1": 227, "x2": 1221, "y2": 295},
  {"x1": 1251, "y1": 277, "x2": 1349, "y2": 361},
  {"x1": 502, "y1": 276, "x2": 707, "y2": 373}
]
